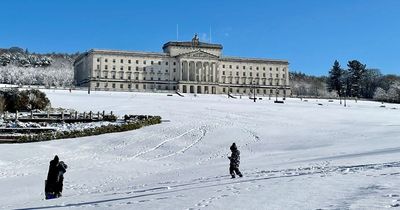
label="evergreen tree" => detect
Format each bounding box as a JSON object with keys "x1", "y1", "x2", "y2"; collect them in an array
[
  {"x1": 347, "y1": 60, "x2": 366, "y2": 97},
  {"x1": 327, "y1": 60, "x2": 344, "y2": 97}
]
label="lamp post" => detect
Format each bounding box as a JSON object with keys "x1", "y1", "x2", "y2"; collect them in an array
[{"x1": 253, "y1": 80, "x2": 256, "y2": 102}]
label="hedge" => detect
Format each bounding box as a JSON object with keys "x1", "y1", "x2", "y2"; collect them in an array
[{"x1": 17, "y1": 116, "x2": 161, "y2": 143}]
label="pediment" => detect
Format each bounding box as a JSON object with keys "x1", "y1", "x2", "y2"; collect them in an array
[{"x1": 177, "y1": 50, "x2": 219, "y2": 59}]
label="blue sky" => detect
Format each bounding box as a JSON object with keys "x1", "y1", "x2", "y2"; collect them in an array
[{"x1": 1, "y1": 0, "x2": 399, "y2": 76}]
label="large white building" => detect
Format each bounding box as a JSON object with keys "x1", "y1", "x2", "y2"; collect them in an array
[{"x1": 74, "y1": 35, "x2": 290, "y2": 96}]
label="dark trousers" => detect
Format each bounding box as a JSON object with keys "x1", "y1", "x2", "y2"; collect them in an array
[{"x1": 229, "y1": 165, "x2": 242, "y2": 177}]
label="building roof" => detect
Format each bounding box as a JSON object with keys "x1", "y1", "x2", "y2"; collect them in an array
[
  {"x1": 162, "y1": 41, "x2": 223, "y2": 50},
  {"x1": 221, "y1": 56, "x2": 289, "y2": 64}
]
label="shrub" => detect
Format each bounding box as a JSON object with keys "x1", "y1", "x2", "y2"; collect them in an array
[{"x1": 0, "y1": 89, "x2": 50, "y2": 112}]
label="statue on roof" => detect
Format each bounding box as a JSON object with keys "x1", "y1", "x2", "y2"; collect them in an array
[{"x1": 192, "y1": 33, "x2": 200, "y2": 47}]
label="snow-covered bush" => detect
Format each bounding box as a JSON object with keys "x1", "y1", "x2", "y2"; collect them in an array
[{"x1": 0, "y1": 89, "x2": 51, "y2": 112}]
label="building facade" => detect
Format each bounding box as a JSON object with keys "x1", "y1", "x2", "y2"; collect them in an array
[{"x1": 74, "y1": 35, "x2": 291, "y2": 96}]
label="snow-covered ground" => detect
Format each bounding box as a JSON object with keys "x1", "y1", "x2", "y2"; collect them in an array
[{"x1": 1, "y1": 90, "x2": 400, "y2": 209}]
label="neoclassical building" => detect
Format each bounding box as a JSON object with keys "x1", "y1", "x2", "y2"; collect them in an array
[{"x1": 74, "y1": 35, "x2": 290, "y2": 96}]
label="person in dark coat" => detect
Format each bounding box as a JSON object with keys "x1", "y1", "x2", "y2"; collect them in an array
[
  {"x1": 228, "y1": 143, "x2": 243, "y2": 178},
  {"x1": 45, "y1": 155, "x2": 67, "y2": 199}
]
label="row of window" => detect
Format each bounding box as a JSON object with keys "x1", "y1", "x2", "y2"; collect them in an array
[
  {"x1": 97, "y1": 65, "x2": 177, "y2": 72},
  {"x1": 96, "y1": 58, "x2": 176, "y2": 66},
  {"x1": 221, "y1": 65, "x2": 286, "y2": 72},
  {"x1": 96, "y1": 74, "x2": 175, "y2": 81},
  {"x1": 95, "y1": 82, "x2": 177, "y2": 91},
  {"x1": 222, "y1": 88, "x2": 287, "y2": 95},
  {"x1": 222, "y1": 71, "x2": 285, "y2": 78},
  {"x1": 221, "y1": 79, "x2": 284, "y2": 86}
]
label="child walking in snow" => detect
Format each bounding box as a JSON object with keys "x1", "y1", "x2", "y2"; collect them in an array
[{"x1": 228, "y1": 143, "x2": 243, "y2": 178}]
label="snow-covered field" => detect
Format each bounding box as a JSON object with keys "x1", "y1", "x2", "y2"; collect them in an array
[{"x1": 1, "y1": 90, "x2": 400, "y2": 209}]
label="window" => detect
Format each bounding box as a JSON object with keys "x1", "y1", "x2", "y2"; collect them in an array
[
  {"x1": 223, "y1": 65, "x2": 225, "y2": 68},
  {"x1": 143, "y1": 84, "x2": 146, "y2": 89},
  {"x1": 283, "y1": 74, "x2": 285, "y2": 78},
  {"x1": 97, "y1": 58, "x2": 100, "y2": 62},
  {"x1": 112, "y1": 83, "x2": 115, "y2": 88},
  {"x1": 236, "y1": 65, "x2": 239, "y2": 69},
  {"x1": 97, "y1": 65, "x2": 100, "y2": 70},
  {"x1": 173, "y1": 77, "x2": 176, "y2": 81},
  {"x1": 105, "y1": 59, "x2": 108, "y2": 62},
  {"x1": 256, "y1": 73, "x2": 259, "y2": 77},
  {"x1": 250, "y1": 72, "x2": 253, "y2": 77},
  {"x1": 120, "y1": 59, "x2": 123, "y2": 63},
  {"x1": 166, "y1": 69, "x2": 168, "y2": 72},
  {"x1": 128, "y1": 66, "x2": 131, "y2": 71},
  {"x1": 112, "y1": 66, "x2": 116, "y2": 70},
  {"x1": 143, "y1": 60, "x2": 146, "y2": 65},
  {"x1": 166, "y1": 62, "x2": 169, "y2": 65},
  {"x1": 144, "y1": 77, "x2": 146, "y2": 80},
  {"x1": 222, "y1": 71, "x2": 225, "y2": 76},
  {"x1": 158, "y1": 61, "x2": 161, "y2": 65},
  {"x1": 270, "y1": 67, "x2": 272, "y2": 71},
  {"x1": 128, "y1": 60, "x2": 131, "y2": 64},
  {"x1": 128, "y1": 84, "x2": 131, "y2": 89},
  {"x1": 151, "y1": 61, "x2": 154, "y2": 65},
  {"x1": 143, "y1": 67, "x2": 146, "y2": 71},
  {"x1": 236, "y1": 72, "x2": 239, "y2": 76},
  {"x1": 96, "y1": 83, "x2": 99, "y2": 87},
  {"x1": 113, "y1": 59, "x2": 116, "y2": 63},
  {"x1": 263, "y1": 67, "x2": 265, "y2": 70},
  {"x1": 173, "y1": 68, "x2": 176, "y2": 72},
  {"x1": 120, "y1": 84, "x2": 123, "y2": 88},
  {"x1": 135, "y1": 77, "x2": 138, "y2": 80},
  {"x1": 136, "y1": 66, "x2": 139, "y2": 71},
  {"x1": 276, "y1": 67, "x2": 279, "y2": 71},
  {"x1": 173, "y1": 62, "x2": 176, "y2": 65},
  {"x1": 256, "y1": 67, "x2": 259, "y2": 70},
  {"x1": 136, "y1": 60, "x2": 139, "y2": 64},
  {"x1": 223, "y1": 88, "x2": 226, "y2": 93},
  {"x1": 229, "y1": 65, "x2": 232, "y2": 69},
  {"x1": 263, "y1": 73, "x2": 266, "y2": 77},
  {"x1": 276, "y1": 74, "x2": 279, "y2": 78},
  {"x1": 120, "y1": 67, "x2": 123, "y2": 70},
  {"x1": 158, "y1": 78, "x2": 161, "y2": 81},
  {"x1": 135, "y1": 84, "x2": 139, "y2": 89},
  {"x1": 150, "y1": 77, "x2": 153, "y2": 81},
  {"x1": 270, "y1": 73, "x2": 272, "y2": 77},
  {"x1": 243, "y1": 66, "x2": 246, "y2": 70}
]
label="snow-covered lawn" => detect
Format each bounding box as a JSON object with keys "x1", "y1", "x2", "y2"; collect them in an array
[{"x1": 1, "y1": 90, "x2": 400, "y2": 209}]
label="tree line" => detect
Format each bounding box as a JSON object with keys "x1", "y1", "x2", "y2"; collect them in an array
[{"x1": 327, "y1": 60, "x2": 400, "y2": 103}]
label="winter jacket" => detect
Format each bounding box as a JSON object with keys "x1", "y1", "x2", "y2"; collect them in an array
[{"x1": 229, "y1": 149, "x2": 240, "y2": 167}]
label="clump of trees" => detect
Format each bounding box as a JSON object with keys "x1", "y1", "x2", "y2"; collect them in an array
[
  {"x1": 327, "y1": 60, "x2": 400, "y2": 103},
  {"x1": 0, "y1": 89, "x2": 51, "y2": 113},
  {"x1": 0, "y1": 47, "x2": 78, "y2": 88},
  {"x1": 289, "y1": 72, "x2": 332, "y2": 98}
]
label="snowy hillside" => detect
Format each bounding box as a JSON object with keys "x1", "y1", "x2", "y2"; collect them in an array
[{"x1": 1, "y1": 90, "x2": 400, "y2": 209}]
